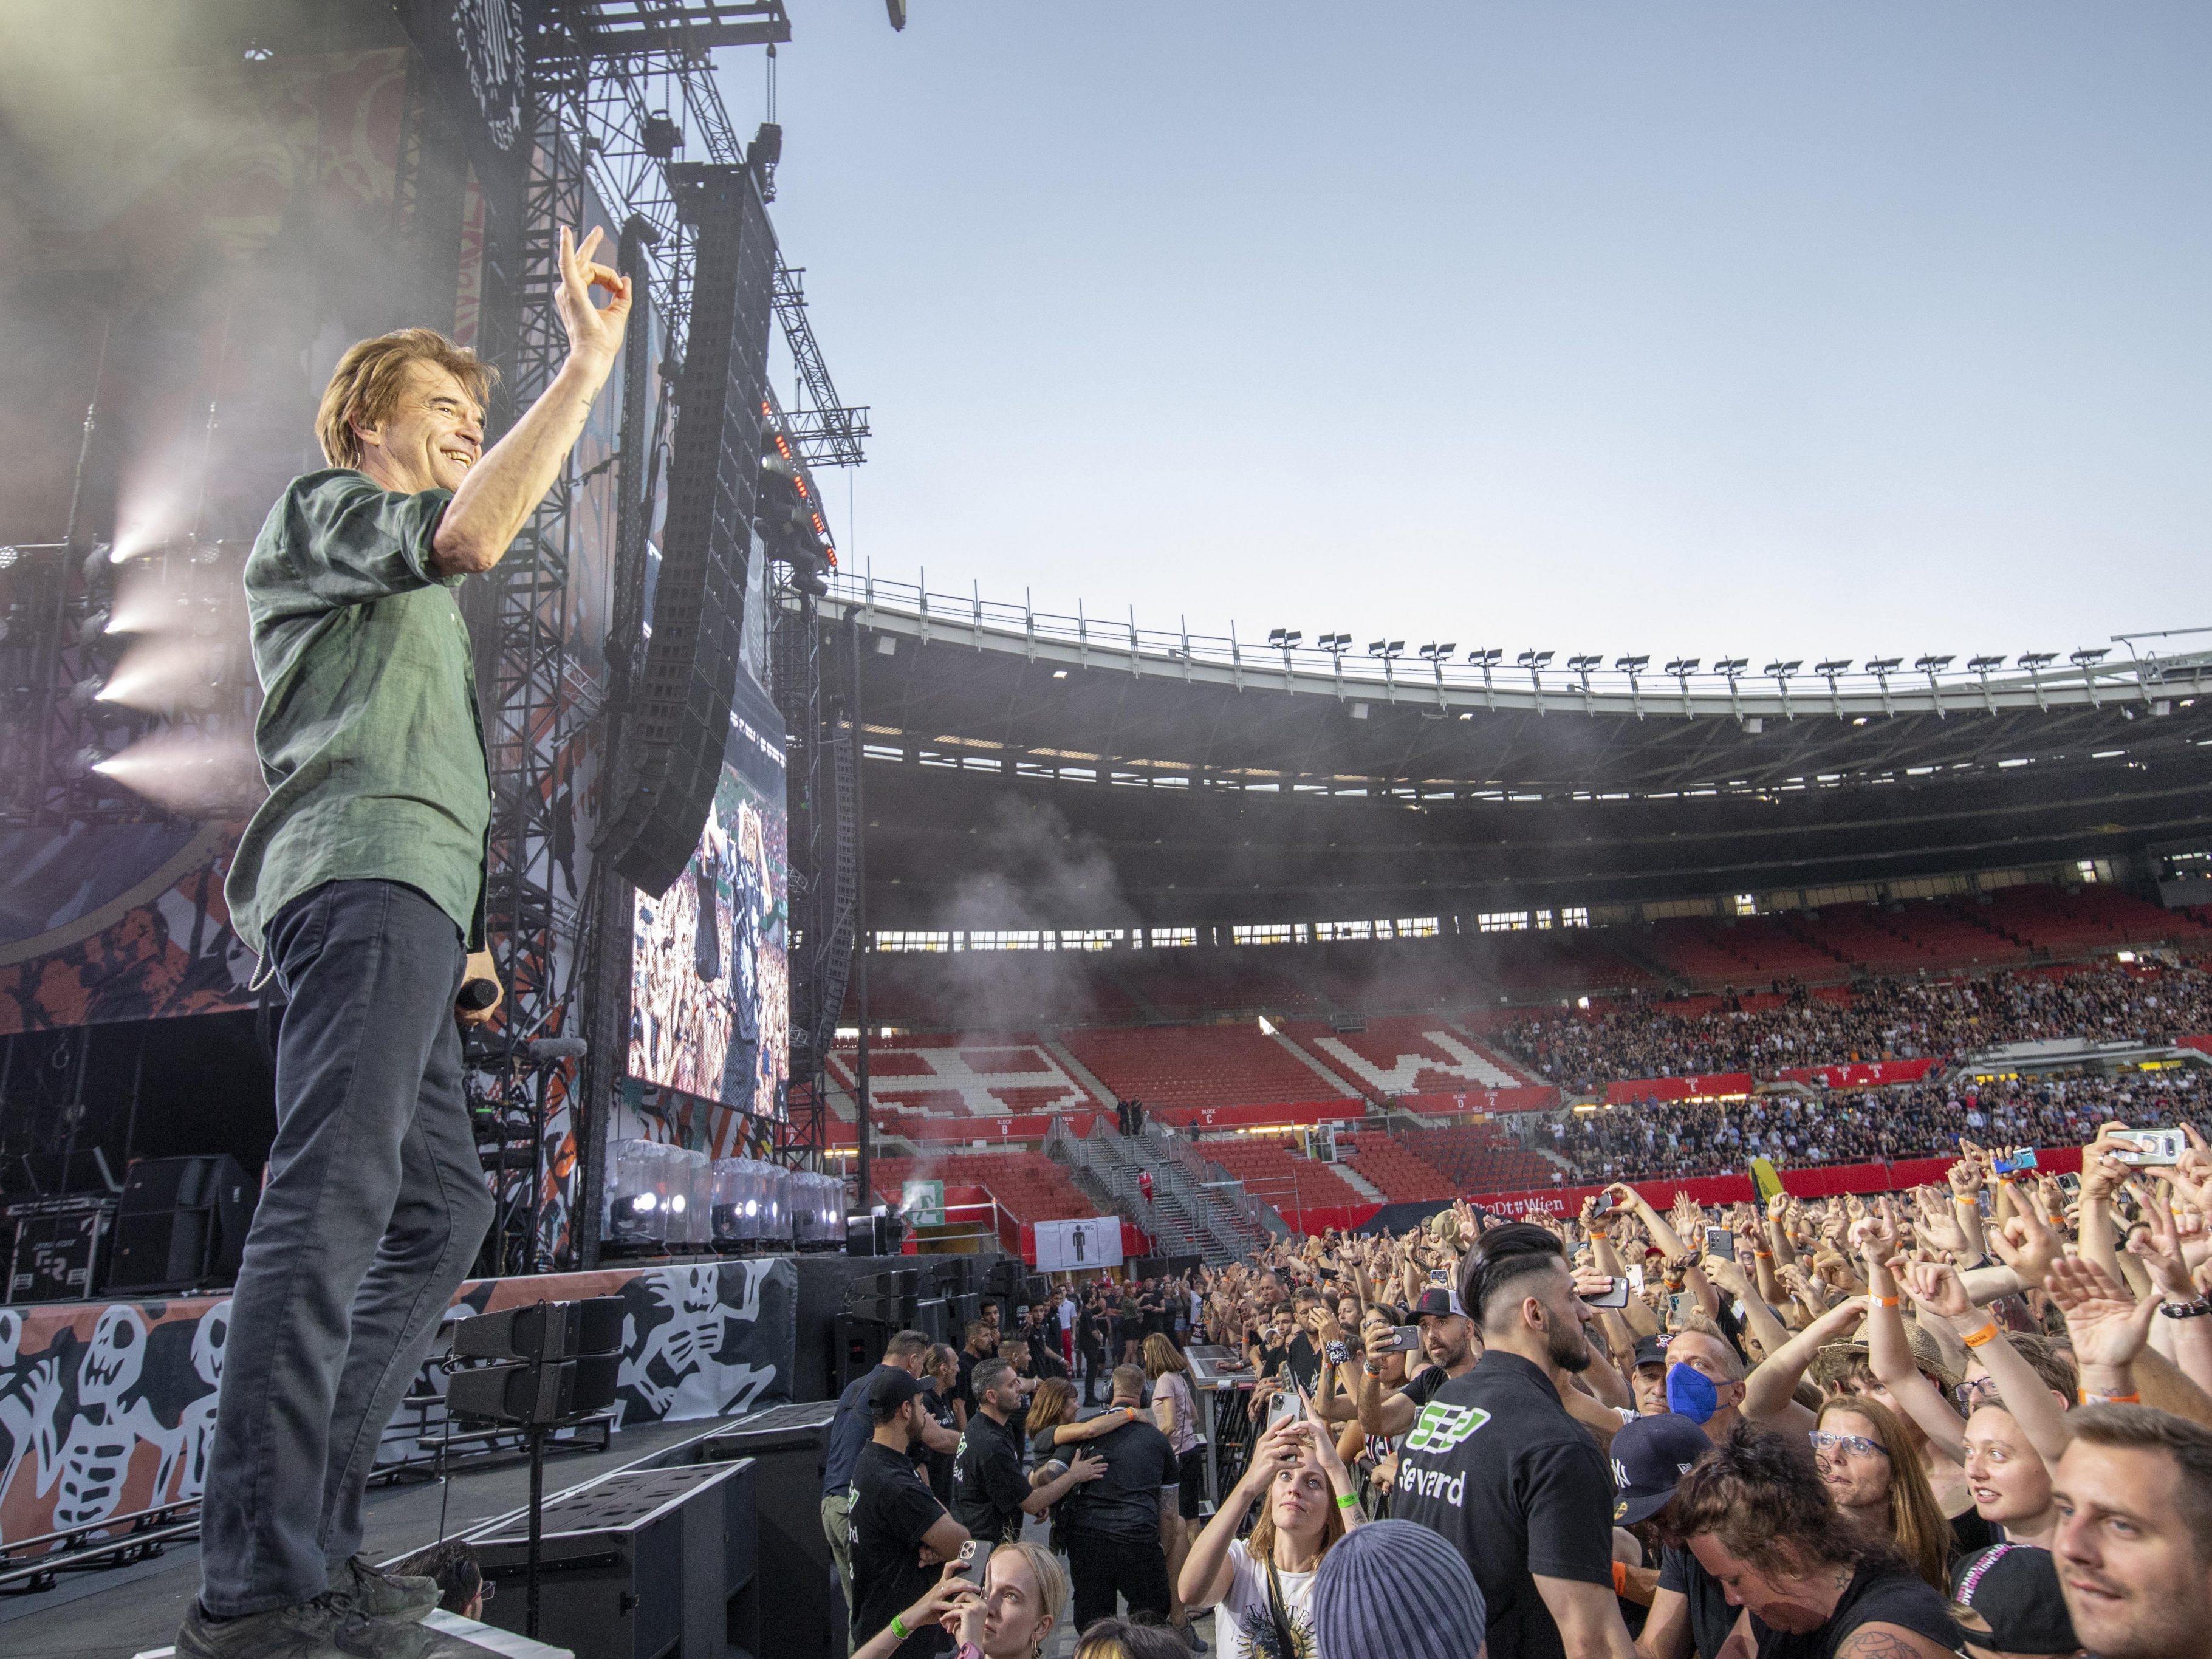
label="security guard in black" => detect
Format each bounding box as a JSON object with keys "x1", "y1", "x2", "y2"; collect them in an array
[
  {"x1": 1393, "y1": 1349, "x2": 1618, "y2": 1659},
  {"x1": 953, "y1": 1408, "x2": 1030, "y2": 1547}
]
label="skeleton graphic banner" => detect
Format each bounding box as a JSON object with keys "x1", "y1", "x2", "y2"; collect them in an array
[{"x1": 0, "y1": 1256, "x2": 796, "y2": 1544}]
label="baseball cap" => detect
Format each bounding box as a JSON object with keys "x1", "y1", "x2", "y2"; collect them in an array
[
  {"x1": 1609, "y1": 1411, "x2": 1711, "y2": 1525},
  {"x1": 1411, "y1": 1286, "x2": 1468, "y2": 1321},
  {"x1": 1950, "y1": 1545, "x2": 2078, "y2": 1656},
  {"x1": 1632, "y1": 1333, "x2": 1672, "y2": 1370},
  {"x1": 868, "y1": 1367, "x2": 929, "y2": 1420}
]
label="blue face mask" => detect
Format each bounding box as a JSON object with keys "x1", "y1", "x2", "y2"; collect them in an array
[{"x1": 1667, "y1": 1361, "x2": 1720, "y2": 1423}]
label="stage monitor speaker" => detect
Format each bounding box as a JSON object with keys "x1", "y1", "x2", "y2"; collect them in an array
[
  {"x1": 690, "y1": 1402, "x2": 841, "y2": 1659},
  {"x1": 470, "y1": 1459, "x2": 755, "y2": 1659},
  {"x1": 597, "y1": 162, "x2": 779, "y2": 897},
  {"x1": 107, "y1": 1155, "x2": 254, "y2": 1293}
]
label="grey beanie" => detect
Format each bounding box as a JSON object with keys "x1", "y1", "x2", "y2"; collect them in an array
[{"x1": 1312, "y1": 1520, "x2": 1487, "y2": 1659}]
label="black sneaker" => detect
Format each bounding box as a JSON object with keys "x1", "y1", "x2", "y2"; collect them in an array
[
  {"x1": 176, "y1": 1596, "x2": 437, "y2": 1659},
  {"x1": 327, "y1": 1556, "x2": 440, "y2": 1623}
]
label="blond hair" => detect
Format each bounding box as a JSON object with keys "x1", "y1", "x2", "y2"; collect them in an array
[
  {"x1": 987, "y1": 1541, "x2": 1066, "y2": 1653},
  {"x1": 315, "y1": 328, "x2": 496, "y2": 468}
]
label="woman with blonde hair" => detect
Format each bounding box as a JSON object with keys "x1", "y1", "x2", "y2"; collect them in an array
[
  {"x1": 853, "y1": 1541, "x2": 1068, "y2": 1659},
  {"x1": 1026, "y1": 1377, "x2": 1145, "y2": 1469},
  {"x1": 1813, "y1": 1392, "x2": 1951, "y2": 1591},
  {"x1": 1180, "y1": 1414, "x2": 1361, "y2": 1658}
]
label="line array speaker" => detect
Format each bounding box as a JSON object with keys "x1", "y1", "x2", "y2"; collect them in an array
[{"x1": 596, "y1": 160, "x2": 779, "y2": 896}]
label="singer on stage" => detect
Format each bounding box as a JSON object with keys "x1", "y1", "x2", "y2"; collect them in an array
[{"x1": 183, "y1": 228, "x2": 630, "y2": 1659}]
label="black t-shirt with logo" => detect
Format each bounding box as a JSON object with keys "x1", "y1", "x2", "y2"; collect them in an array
[
  {"x1": 1058, "y1": 1417, "x2": 1181, "y2": 1542},
  {"x1": 1751, "y1": 1562, "x2": 1963, "y2": 1659},
  {"x1": 1392, "y1": 1350, "x2": 1617, "y2": 1659},
  {"x1": 1659, "y1": 1544, "x2": 1738, "y2": 1659},
  {"x1": 953, "y1": 1409, "x2": 1032, "y2": 1548},
  {"x1": 850, "y1": 1440, "x2": 951, "y2": 1658},
  {"x1": 1285, "y1": 1333, "x2": 1324, "y2": 1396}
]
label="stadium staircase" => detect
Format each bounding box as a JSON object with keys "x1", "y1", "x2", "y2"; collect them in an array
[{"x1": 1047, "y1": 1118, "x2": 1282, "y2": 1266}]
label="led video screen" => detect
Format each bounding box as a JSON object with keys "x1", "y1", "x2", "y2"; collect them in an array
[{"x1": 627, "y1": 669, "x2": 790, "y2": 1118}]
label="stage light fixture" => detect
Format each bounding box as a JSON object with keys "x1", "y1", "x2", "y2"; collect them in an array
[
  {"x1": 0, "y1": 547, "x2": 18, "y2": 571},
  {"x1": 641, "y1": 110, "x2": 683, "y2": 160}
]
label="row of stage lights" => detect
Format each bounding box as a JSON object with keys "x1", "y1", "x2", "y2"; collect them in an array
[{"x1": 1261, "y1": 629, "x2": 2112, "y2": 692}]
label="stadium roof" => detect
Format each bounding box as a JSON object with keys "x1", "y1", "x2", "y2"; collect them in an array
[{"x1": 823, "y1": 578, "x2": 2212, "y2": 929}]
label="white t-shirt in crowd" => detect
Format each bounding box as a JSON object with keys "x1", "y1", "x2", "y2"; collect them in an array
[
  {"x1": 1057, "y1": 1296, "x2": 1077, "y2": 1332},
  {"x1": 1215, "y1": 1538, "x2": 1318, "y2": 1659}
]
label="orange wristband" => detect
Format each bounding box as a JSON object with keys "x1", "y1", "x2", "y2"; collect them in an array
[
  {"x1": 2080, "y1": 1389, "x2": 2140, "y2": 1405},
  {"x1": 1870, "y1": 1295, "x2": 1899, "y2": 1308},
  {"x1": 1612, "y1": 1561, "x2": 1631, "y2": 1596},
  {"x1": 1961, "y1": 1322, "x2": 2000, "y2": 1349}
]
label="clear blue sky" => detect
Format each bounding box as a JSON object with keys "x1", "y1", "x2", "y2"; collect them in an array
[{"x1": 733, "y1": 4, "x2": 2208, "y2": 667}]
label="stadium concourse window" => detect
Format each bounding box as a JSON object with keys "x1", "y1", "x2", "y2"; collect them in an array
[
  {"x1": 1478, "y1": 911, "x2": 1530, "y2": 932},
  {"x1": 875, "y1": 931, "x2": 957, "y2": 952},
  {"x1": 1060, "y1": 929, "x2": 1127, "y2": 951},
  {"x1": 1231, "y1": 922, "x2": 1303, "y2": 946},
  {"x1": 1313, "y1": 920, "x2": 1372, "y2": 941},
  {"x1": 1388, "y1": 916, "x2": 1441, "y2": 938},
  {"x1": 1734, "y1": 893, "x2": 1759, "y2": 915},
  {"x1": 968, "y1": 930, "x2": 1050, "y2": 951},
  {"x1": 1148, "y1": 926, "x2": 1198, "y2": 948}
]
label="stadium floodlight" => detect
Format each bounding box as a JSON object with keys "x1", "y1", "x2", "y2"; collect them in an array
[
  {"x1": 1369, "y1": 640, "x2": 1405, "y2": 658},
  {"x1": 1665, "y1": 657, "x2": 1699, "y2": 676},
  {"x1": 1914, "y1": 654, "x2": 1954, "y2": 676},
  {"x1": 1318, "y1": 632, "x2": 1351, "y2": 654},
  {"x1": 1815, "y1": 658, "x2": 1852, "y2": 677},
  {"x1": 1567, "y1": 653, "x2": 1603, "y2": 674},
  {"x1": 1967, "y1": 655, "x2": 2005, "y2": 674},
  {"x1": 1864, "y1": 657, "x2": 1903, "y2": 674},
  {"x1": 1419, "y1": 641, "x2": 1456, "y2": 660},
  {"x1": 1267, "y1": 628, "x2": 1303, "y2": 648},
  {"x1": 1517, "y1": 649, "x2": 1553, "y2": 669},
  {"x1": 1713, "y1": 657, "x2": 1748, "y2": 679},
  {"x1": 2017, "y1": 651, "x2": 2058, "y2": 670},
  {"x1": 1465, "y1": 648, "x2": 1502, "y2": 666},
  {"x1": 1763, "y1": 660, "x2": 1801, "y2": 679},
  {"x1": 2069, "y1": 647, "x2": 2111, "y2": 668},
  {"x1": 1614, "y1": 654, "x2": 1649, "y2": 674}
]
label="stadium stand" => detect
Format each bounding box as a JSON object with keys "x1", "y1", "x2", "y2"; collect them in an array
[
  {"x1": 1284, "y1": 1016, "x2": 1528, "y2": 1096},
  {"x1": 1197, "y1": 1137, "x2": 1371, "y2": 1214},
  {"x1": 1978, "y1": 882, "x2": 2212, "y2": 955},
  {"x1": 826, "y1": 1036, "x2": 1095, "y2": 1117},
  {"x1": 1403, "y1": 1125, "x2": 1560, "y2": 1193},
  {"x1": 866, "y1": 1150, "x2": 1097, "y2": 1225},
  {"x1": 1063, "y1": 1024, "x2": 1352, "y2": 1109},
  {"x1": 1643, "y1": 916, "x2": 1847, "y2": 987},
  {"x1": 1335, "y1": 1130, "x2": 1454, "y2": 1202}
]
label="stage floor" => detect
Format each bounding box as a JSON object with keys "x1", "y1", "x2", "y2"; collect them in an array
[{"x1": 0, "y1": 1418, "x2": 713, "y2": 1659}]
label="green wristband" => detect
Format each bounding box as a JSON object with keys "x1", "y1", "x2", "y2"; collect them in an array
[
  {"x1": 1335, "y1": 1490, "x2": 1360, "y2": 1510},
  {"x1": 891, "y1": 1615, "x2": 913, "y2": 1641}
]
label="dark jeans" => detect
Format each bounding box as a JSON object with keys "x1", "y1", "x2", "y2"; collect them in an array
[
  {"x1": 1065, "y1": 1527, "x2": 1171, "y2": 1631},
  {"x1": 199, "y1": 880, "x2": 494, "y2": 1615}
]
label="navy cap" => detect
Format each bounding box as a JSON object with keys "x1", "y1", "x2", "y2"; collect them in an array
[
  {"x1": 869, "y1": 1367, "x2": 929, "y2": 1420},
  {"x1": 1609, "y1": 1411, "x2": 1711, "y2": 1524},
  {"x1": 1633, "y1": 1333, "x2": 1671, "y2": 1370}
]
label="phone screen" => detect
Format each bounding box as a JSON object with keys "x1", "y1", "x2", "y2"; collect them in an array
[{"x1": 2111, "y1": 1129, "x2": 2183, "y2": 1165}]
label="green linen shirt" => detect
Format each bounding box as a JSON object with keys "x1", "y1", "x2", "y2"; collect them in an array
[{"x1": 224, "y1": 469, "x2": 491, "y2": 961}]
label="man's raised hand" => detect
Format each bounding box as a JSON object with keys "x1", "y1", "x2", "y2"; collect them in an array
[{"x1": 556, "y1": 225, "x2": 631, "y2": 371}]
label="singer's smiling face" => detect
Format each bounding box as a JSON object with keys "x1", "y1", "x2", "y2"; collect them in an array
[{"x1": 353, "y1": 362, "x2": 484, "y2": 496}]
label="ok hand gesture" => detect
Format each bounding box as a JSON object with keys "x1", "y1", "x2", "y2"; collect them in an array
[{"x1": 556, "y1": 225, "x2": 632, "y2": 372}]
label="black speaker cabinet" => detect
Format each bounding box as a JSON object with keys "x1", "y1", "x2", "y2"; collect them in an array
[
  {"x1": 688, "y1": 1401, "x2": 843, "y2": 1659},
  {"x1": 470, "y1": 1458, "x2": 755, "y2": 1659},
  {"x1": 108, "y1": 1155, "x2": 256, "y2": 1293}
]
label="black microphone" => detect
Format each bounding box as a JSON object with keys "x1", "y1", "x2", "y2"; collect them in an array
[{"x1": 456, "y1": 977, "x2": 500, "y2": 1012}]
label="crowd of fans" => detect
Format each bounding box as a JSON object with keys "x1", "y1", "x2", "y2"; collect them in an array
[
  {"x1": 1543, "y1": 1070, "x2": 2212, "y2": 1184},
  {"x1": 820, "y1": 1114, "x2": 2212, "y2": 1659},
  {"x1": 1493, "y1": 960, "x2": 2212, "y2": 1095}
]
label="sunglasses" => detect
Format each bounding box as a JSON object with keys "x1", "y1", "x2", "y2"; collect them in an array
[
  {"x1": 1809, "y1": 1429, "x2": 1890, "y2": 1460},
  {"x1": 1957, "y1": 1375, "x2": 2002, "y2": 1409}
]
